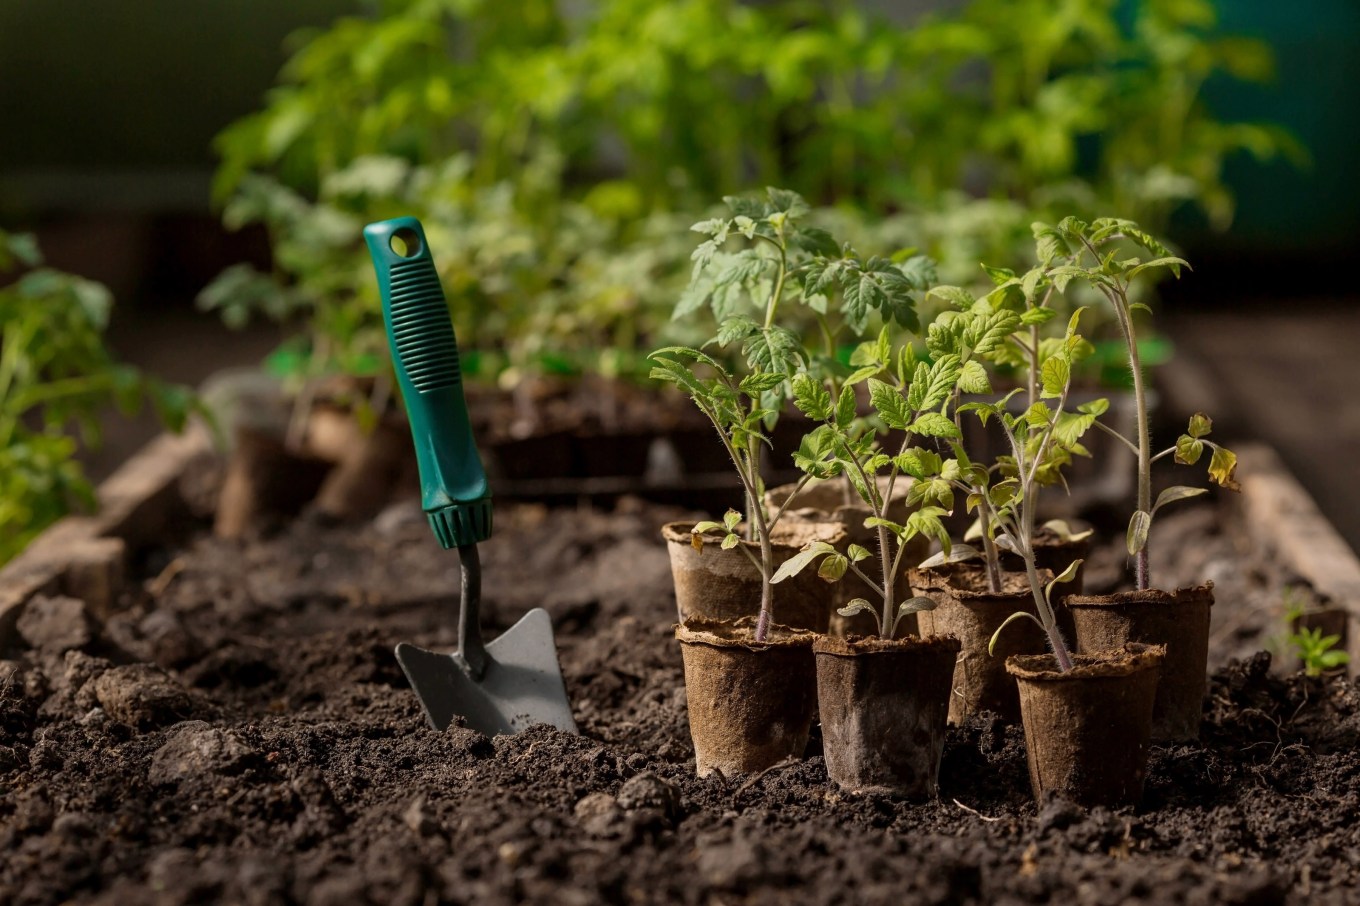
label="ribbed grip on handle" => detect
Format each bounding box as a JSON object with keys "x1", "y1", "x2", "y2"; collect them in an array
[
  {"x1": 387, "y1": 256, "x2": 462, "y2": 391},
  {"x1": 365, "y1": 217, "x2": 491, "y2": 549}
]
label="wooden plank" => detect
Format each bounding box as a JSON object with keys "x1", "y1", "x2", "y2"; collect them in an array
[
  {"x1": 1235, "y1": 442, "x2": 1360, "y2": 666},
  {"x1": 0, "y1": 427, "x2": 212, "y2": 648}
]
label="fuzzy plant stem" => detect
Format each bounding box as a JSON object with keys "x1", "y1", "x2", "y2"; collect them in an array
[
  {"x1": 1114, "y1": 290, "x2": 1152, "y2": 591},
  {"x1": 1025, "y1": 557, "x2": 1073, "y2": 671},
  {"x1": 977, "y1": 497, "x2": 1005, "y2": 594}
]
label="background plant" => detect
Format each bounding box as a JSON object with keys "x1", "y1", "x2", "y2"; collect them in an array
[
  {"x1": 0, "y1": 231, "x2": 195, "y2": 564},
  {"x1": 204, "y1": 0, "x2": 1297, "y2": 392}
]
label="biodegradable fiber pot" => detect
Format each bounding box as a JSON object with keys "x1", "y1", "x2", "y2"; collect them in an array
[
  {"x1": 1006, "y1": 643, "x2": 1165, "y2": 809},
  {"x1": 912, "y1": 563, "x2": 1053, "y2": 725},
  {"x1": 1066, "y1": 583, "x2": 1213, "y2": 742},
  {"x1": 765, "y1": 479, "x2": 927, "y2": 638},
  {"x1": 676, "y1": 619, "x2": 818, "y2": 777},
  {"x1": 814, "y1": 635, "x2": 961, "y2": 798},
  {"x1": 662, "y1": 521, "x2": 846, "y2": 633}
]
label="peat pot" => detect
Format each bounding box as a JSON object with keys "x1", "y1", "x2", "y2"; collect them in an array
[
  {"x1": 765, "y1": 478, "x2": 926, "y2": 637},
  {"x1": 676, "y1": 619, "x2": 818, "y2": 777},
  {"x1": 912, "y1": 563, "x2": 1054, "y2": 724},
  {"x1": 662, "y1": 521, "x2": 846, "y2": 633},
  {"x1": 1006, "y1": 643, "x2": 1165, "y2": 809},
  {"x1": 813, "y1": 635, "x2": 960, "y2": 798},
  {"x1": 1066, "y1": 583, "x2": 1213, "y2": 742}
]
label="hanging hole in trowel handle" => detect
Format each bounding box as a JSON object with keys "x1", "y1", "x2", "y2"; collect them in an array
[{"x1": 389, "y1": 227, "x2": 422, "y2": 258}]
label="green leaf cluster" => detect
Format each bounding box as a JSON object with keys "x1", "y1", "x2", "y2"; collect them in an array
[{"x1": 1, "y1": 231, "x2": 198, "y2": 564}]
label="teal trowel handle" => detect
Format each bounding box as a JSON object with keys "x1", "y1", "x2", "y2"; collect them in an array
[{"x1": 364, "y1": 217, "x2": 491, "y2": 550}]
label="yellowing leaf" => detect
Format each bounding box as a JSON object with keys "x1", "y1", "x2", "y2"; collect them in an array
[{"x1": 1209, "y1": 446, "x2": 1241, "y2": 492}]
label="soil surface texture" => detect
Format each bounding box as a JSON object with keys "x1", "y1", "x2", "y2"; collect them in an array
[{"x1": 2, "y1": 497, "x2": 1356, "y2": 905}]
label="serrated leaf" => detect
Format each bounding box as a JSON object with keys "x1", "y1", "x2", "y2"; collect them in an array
[
  {"x1": 893, "y1": 447, "x2": 940, "y2": 479},
  {"x1": 1188, "y1": 413, "x2": 1213, "y2": 438},
  {"x1": 929, "y1": 285, "x2": 974, "y2": 309},
  {"x1": 1040, "y1": 354, "x2": 1070, "y2": 399},
  {"x1": 982, "y1": 264, "x2": 1015, "y2": 286},
  {"x1": 1175, "y1": 434, "x2": 1204, "y2": 466},
  {"x1": 1126, "y1": 510, "x2": 1152, "y2": 555},
  {"x1": 1153, "y1": 485, "x2": 1208, "y2": 514},
  {"x1": 868, "y1": 378, "x2": 911, "y2": 430},
  {"x1": 1208, "y1": 446, "x2": 1241, "y2": 492},
  {"x1": 739, "y1": 372, "x2": 786, "y2": 395},
  {"x1": 790, "y1": 373, "x2": 831, "y2": 421},
  {"x1": 717, "y1": 315, "x2": 759, "y2": 347},
  {"x1": 956, "y1": 360, "x2": 991, "y2": 395},
  {"x1": 835, "y1": 382, "x2": 858, "y2": 428},
  {"x1": 921, "y1": 354, "x2": 962, "y2": 410},
  {"x1": 1019, "y1": 307, "x2": 1058, "y2": 326},
  {"x1": 909, "y1": 412, "x2": 959, "y2": 438},
  {"x1": 743, "y1": 326, "x2": 806, "y2": 375}
]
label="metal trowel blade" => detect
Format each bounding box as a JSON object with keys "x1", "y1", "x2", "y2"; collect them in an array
[{"x1": 395, "y1": 607, "x2": 578, "y2": 737}]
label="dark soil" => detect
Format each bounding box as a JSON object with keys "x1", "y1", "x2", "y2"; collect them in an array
[{"x1": 2, "y1": 498, "x2": 1357, "y2": 905}]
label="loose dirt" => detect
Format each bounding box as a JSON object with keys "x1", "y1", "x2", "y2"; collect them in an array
[{"x1": 2, "y1": 497, "x2": 1355, "y2": 905}]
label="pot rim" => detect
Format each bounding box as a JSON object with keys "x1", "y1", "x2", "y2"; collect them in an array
[
  {"x1": 1065, "y1": 582, "x2": 1215, "y2": 609},
  {"x1": 1005, "y1": 642, "x2": 1165, "y2": 682},
  {"x1": 813, "y1": 633, "x2": 962, "y2": 657},
  {"x1": 910, "y1": 563, "x2": 1052, "y2": 599},
  {"x1": 675, "y1": 617, "x2": 816, "y2": 651},
  {"x1": 661, "y1": 520, "x2": 848, "y2": 552}
]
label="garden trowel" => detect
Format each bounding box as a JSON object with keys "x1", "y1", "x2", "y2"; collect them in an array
[{"x1": 364, "y1": 216, "x2": 577, "y2": 737}]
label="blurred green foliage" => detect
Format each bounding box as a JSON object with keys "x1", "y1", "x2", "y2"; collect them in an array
[
  {"x1": 204, "y1": 0, "x2": 1299, "y2": 387},
  {"x1": 1, "y1": 231, "x2": 195, "y2": 564}
]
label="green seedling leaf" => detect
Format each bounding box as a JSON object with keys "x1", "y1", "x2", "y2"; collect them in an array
[
  {"x1": 791, "y1": 373, "x2": 832, "y2": 421},
  {"x1": 1188, "y1": 413, "x2": 1213, "y2": 438},
  {"x1": 722, "y1": 509, "x2": 742, "y2": 531},
  {"x1": 957, "y1": 359, "x2": 991, "y2": 394},
  {"x1": 1208, "y1": 446, "x2": 1241, "y2": 492},
  {"x1": 1042, "y1": 519, "x2": 1094, "y2": 542},
  {"x1": 770, "y1": 541, "x2": 840, "y2": 584},
  {"x1": 818, "y1": 554, "x2": 849, "y2": 582},
  {"x1": 1020, "y1": 306, "x2": 1058, "y2": 326},
  {"x1": 692, "y1": 521, "x2": 724, "y2": 535},
  {"x1": 1045, "y1": 559, "x2": 1084, "y2": 599},
  {"x1": 894, "y1": 447, "x2": 941, "y2": 479},
  {"x1": 720, "y1": 533, "x2": 740, "y2": 550},
  {"x1": 917, "y1": 543, "x2": 982, "y2": 570},
  {"x1": 1040, "y1": 354, "x2": 1070, "y2": 399},
  {"x1": 868, "y1": 379, "x2": 911, "y2": 430},
  {"x1": 929, "y1": 285, "x2": 974, "y2": 309},
  {"x1": 892, "y1": 596, "x2": 940, "y2": 635},
  {"x1": 1175, "y1": 434, "x2": 1204, "y2": 465},
  {"x1": 837, "y1": 599, "x2": 876, "y2": 618},
  {"x1": 834, "y1": 382, "x2": 858, "y2": 428},
  {"x1": 1127, "y1": 509, "x2": 1153, "y2": 555},
  {"x1": 846, "y1": 544, "x2": 872, "y2": 563},
  {"x1": 1153, "y1": 485, "x2": 1208, "y2": 514},
  {"x1": 739, "y1": 372, "x2": 785, "y2": 394},
  {"x1": 1077, "y1": 398, "x2": 1109, "y2": 416},
  {"x1": 988, "y1": 611, "x2": 1047, "y2": 656},
  {"x1": 909, "y1": 412, "x2": 959, "y2": 438}
]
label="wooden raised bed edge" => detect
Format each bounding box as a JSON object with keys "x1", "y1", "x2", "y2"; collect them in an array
[
  {"x1": 0, "y1": 428, "x2": 212, "y2": 647},
  {"x1": 3, "y1": 430, "x2": 1358, "y2": 671}
]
